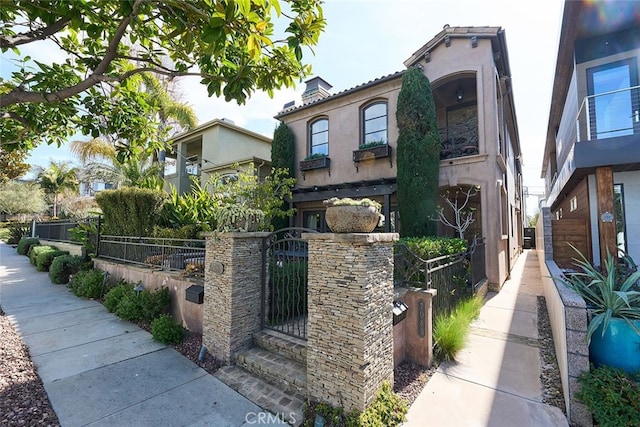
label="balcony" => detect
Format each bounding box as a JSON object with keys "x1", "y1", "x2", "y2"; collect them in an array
[
  {"x1": 576, "y1": 85, "x2": 640, "y2": 142},
  {"x1": 439, "y1": 121, "x2": 479, "y2": 160}
]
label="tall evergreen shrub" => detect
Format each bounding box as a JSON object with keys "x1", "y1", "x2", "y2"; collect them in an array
[
  {"x1": 396, "y1": 67, "x2": 441, "y2": 237},
  {"x1": 270, "y1": 121, "x2": 296, "y2": 230},
  {"x1": 95, "y1": 187, "x2": 167, "y2": 236}
]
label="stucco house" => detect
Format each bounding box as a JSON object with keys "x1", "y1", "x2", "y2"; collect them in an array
[
  {"x1": 275, "y1": 26, "x2": 524, "y2": 290},
  {"x1": 540, "y1": 1, "x2": 640, "y2": 268},
  {"x1": 163, "y1": 118, "x2": 272, "y2": 194}
]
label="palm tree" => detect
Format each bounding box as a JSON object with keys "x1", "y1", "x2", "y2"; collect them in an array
[
  {"x1": 71, "y1": 72, "x2": 197, "y2": 189},
  {"x1": 38, "y1": 161, "x2": 79, "y2": 217}
]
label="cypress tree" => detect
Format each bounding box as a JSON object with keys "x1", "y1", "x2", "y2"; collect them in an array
[
  {"x1": 270, "y1": 121, "x2": 296, "y2": 230},
  {"x1": 396, "y1": 67, "x2": 441, "y2": 237}
]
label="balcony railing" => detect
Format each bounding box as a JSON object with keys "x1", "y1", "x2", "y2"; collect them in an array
[
  {"x1": 576, "y1": 85, "x2": 640, "y2": 142},
  {"x1": 439, "y1": 121, "x2": 479, "y2": 160}
]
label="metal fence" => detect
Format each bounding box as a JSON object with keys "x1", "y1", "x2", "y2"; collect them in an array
[
  {"x1": 97, "y1": 235, "x2": 206, "y2": 273},
  {"x1": 394, "y1": 238, "x2": 486, "y2": 317},
  {"x1": 32, "y1": 217, "x2": 100, "y2": 244}
]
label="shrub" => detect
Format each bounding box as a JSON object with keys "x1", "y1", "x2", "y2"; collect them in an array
[
  {"x1": 303, "y1": 381, "x2": 408, "y2": 427},
  {"x1": 114, "y1": 286, "x2": 171, "y2": 323},
  {"x1": 433, "y1": 295, "x2": 483, "y2": 362},
  {"x1": 68, "y1": 268, "x2": 106, "y2": 299},
  {"x1": 29, "y1": 245, "x2": 57, "y2": 266},
  {"x1": 576, "y1": 364, "x2": 640, "y2": 427},
  {"x1": 7, "y1": 222, "x2": 31, "y2": 244},
  {"x1": 396, "y1": 237, "x2": 467, "y2": 260},
  {"x1": 49, "y1": 255, "x2": 87, "y2": 284},
  {"x1": 95, "y1": 187, "x2": 167, "y2": 236},
  {"x1": 151, "y1": 314, "x2": 185, "y2": 344},
  {"x1": 17, "y1": 237, "x2": 39, "y2": 255},
  {"x1": 37, "y1": 249, "x2": 69, "y2": 272},
  {"x1": 104, "y1": 280, "x2": 134, "y2": 313}
]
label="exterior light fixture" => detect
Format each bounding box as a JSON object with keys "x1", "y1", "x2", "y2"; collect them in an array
[
  {"x1": 456, "y1": 86, "x2": 464, "y2": 103},
  {"x1": 424, "y1": 51, "x2": 431, "y2": 62}
]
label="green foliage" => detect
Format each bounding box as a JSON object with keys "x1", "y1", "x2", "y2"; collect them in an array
[
  {"x1": 37, "y1": 249, "x2": 69, "y2": 272},
  {"x1": 433, "y1": 295, "x2": 483, "y2": 362},
  {"x1": 49, "y1": 255, "x2": 87, "y2": 284},
  {"x1": 69, "y1": 220, "x2": 99, "y2": 256},
  {"x1": 558, "y1": 245, "x2": 640, "y2": 344},
  {"x1": 359, "y1": 382, "x2": 408, "y2": 427},
  {"x1": 396, "y1": 237, "x2": 467, "y2": 260},
  {"x1": 0, "y1": 147, "x2": 30, "y2": 183},
  {"x1": 576, "y1": 365, "x2": 640, "y2": 427},
  {"x1": 96, "y1": 187, "x2": 167, "y2": 236},
  {"x1": 29, "y1": 245, "x2": 56, "y2": 265},
  {"x1": 268, "y1": 260, "x2": 307, "y2": 324},
  {"x1": 16, "y1": 237, "x2": 39, "y2": 255},
  {"x1": 151, "y1": 225, "x2": 201, "y2": 240},
  {"x1": 358, "y1": 140, "x2": 386, "y2": 150},
  {"x1": 38, "y1": 161, "x2": 79, "y2": 217},
  {"x1": 215, "y1": 204, "x2": 266, "y2": 232},
  {"x1": 6, "y1": 222, "x2": 31, "y2": 244},
  {"x1": 151, "y1": 314, "x2": 185, "y2": 345},
  {"x1": 114, "y1": 286, "x2": 171, "y2": 323},
  {"x1": 0, "y1": 181, "x2": 47, "y2": 216},
  {"x1": 304, "y1": 152, "x2": 327, "y2": 160},
  {"x1": 324, "y1": 197, "x2": 381, "y2": 211},
  {"x1": 161, "y1": 179, "x2": 217, "y2": 230},
  {"x1": 103, "y1": 280, "x2": 133, "y2": 313},
  {"x1": 68, "y1": 268, "x2": 106, "y2": 299},
  {"x1": 396, "y1": 67, "x2": 441, "y2": 237},
  {"x1": 271, "y1": 122, "x2": 296, "y2": 230},
  {"x1": 303, "y1": 382, "x2": 407, "y2": 427},
  {"x1": 1, "y1": 1, "x2": 326, "y2": 153}
]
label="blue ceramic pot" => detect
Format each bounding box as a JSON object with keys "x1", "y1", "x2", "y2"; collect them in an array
[{"x1": 589, "y1": 317, "x2": 640, "y2": 374}]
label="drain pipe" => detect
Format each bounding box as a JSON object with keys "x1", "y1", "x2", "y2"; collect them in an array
[{"x1": 198, "y1": 345, "x2": 208, "y2": 362}]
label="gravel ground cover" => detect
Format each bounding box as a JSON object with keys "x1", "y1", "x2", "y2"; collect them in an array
[{"x1": 0, "y1": 295, "x2": 566, "y2": 424}]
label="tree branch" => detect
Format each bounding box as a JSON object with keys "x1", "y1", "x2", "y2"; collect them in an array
[{"x1": 0, "y1": 17, "x2": 71, "y2": 49}]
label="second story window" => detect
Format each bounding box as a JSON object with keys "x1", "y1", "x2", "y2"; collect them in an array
[
  {"x1": 310, "y1": 118, "x2": 329, "y2": 156},
  {"x1": 363, "y1": 102, "x2": 388, "y2": 145}
]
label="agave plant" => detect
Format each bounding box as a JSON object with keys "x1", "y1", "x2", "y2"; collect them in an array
[{"x1": 560, "y1": 245, "x2": 640, "y2": 344}]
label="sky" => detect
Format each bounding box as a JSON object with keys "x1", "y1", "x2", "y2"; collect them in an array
[{"x1": 7, "y1": 0, "x2": 565, "y2": 216}]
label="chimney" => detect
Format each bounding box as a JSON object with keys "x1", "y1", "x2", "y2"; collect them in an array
[{"x1": 301, "y1": 77, "x2": 332, "y2": 105}]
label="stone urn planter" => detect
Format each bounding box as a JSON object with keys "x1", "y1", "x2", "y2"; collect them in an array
[{"x1": 323, "y1": 197, "x2": 382, "y2": 233}]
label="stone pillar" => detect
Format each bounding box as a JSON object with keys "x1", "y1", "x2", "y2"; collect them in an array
[
  {"x1": 304, "y1": 232, "x2": 398, "y2": 412},
  {"x1": 202, "y1": 232, "x2": 269, "y2": 363}
]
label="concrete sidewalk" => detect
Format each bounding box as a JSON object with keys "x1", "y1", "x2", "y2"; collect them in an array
[
  {"x1": 405, "y1": 250, "x2": 569, "y2": 427},
  {"x1": 0, "y1": 242, "x2": 285, "y2": 427}
]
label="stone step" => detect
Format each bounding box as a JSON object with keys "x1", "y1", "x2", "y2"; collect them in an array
[
  {"x1": 253, "y1": 330, "x2": 307, "y2": 364},
  {"x1": 236, "y1": 346, "x2": 307, "y2": 396},
  {"x1": 214, "y1": 365, "x2": 305, "y2": 426}
]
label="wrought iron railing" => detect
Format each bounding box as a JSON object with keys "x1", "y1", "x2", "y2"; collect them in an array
[
  {"x1": 439, "y1": 121, "x2": 479, "y2": 160},
  {"x1": 261, "y1": 227, "x2": 316, "y2": 340},
  {"x1": 97, "y1": 235, "x2": 206, "y2": 273},
  {"x1": 394, "y1": 238, "x2": 486, "y2": 316}
]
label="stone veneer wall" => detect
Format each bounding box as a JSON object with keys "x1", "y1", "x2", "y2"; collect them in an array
[
  {"x1": 202, "y1": 232, "x2": 269, "y2": 363},
  {"x1": 536, "y1": 208, "x2": 592, "y2": 427},
  {"x1": 304, "y1": 232, "x2": 397, "y2": 412}
]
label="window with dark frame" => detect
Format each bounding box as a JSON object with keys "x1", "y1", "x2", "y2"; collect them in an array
[
  {"x1": 310, "y1": 118, "x2": 329, "y2": 156},
  {"x1": 362, "y1": 102, "x2": 388, "y2": 145}
]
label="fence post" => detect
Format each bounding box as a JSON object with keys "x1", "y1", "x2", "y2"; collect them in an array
[
  {"x1": 202, "y1": 231, "x2": 271, "y2": 363},
  {"x1": 31, "y1": 219, "x2": 37, "y2": 238},
  {"x1": 304, "y1": 232, "x2": 398, "y2": 413}
]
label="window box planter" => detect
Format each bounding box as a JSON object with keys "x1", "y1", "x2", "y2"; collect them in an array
[
  {"x1": 352, "y1": 144, "x2": 392, "y2": 171},
  {"x1": 299, "y1": 156, "x2": 330, "y2": 179}
]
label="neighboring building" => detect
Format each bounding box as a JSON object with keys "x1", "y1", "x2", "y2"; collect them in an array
[
  {"x1": 164, "y1": 118, "x2": 272, "y2": 194},
  {"x1": 276, "y1": 26, "x2": 524, "y2": 290},
  {"x1": 541, "y1": 1, "x2": 639, "y2": 267}
]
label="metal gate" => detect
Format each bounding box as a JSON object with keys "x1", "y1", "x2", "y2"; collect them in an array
[{"x1": 261, "y1": 227, "x2": 317, "y2": 339}]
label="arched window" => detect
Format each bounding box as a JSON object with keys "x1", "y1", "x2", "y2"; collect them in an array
[
  {"x1": 362, "y1": 102, "x2": 388, "y2": 146},
  {"x1": 309, "y1": 118, "x2": 329, "y2": 156}
]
